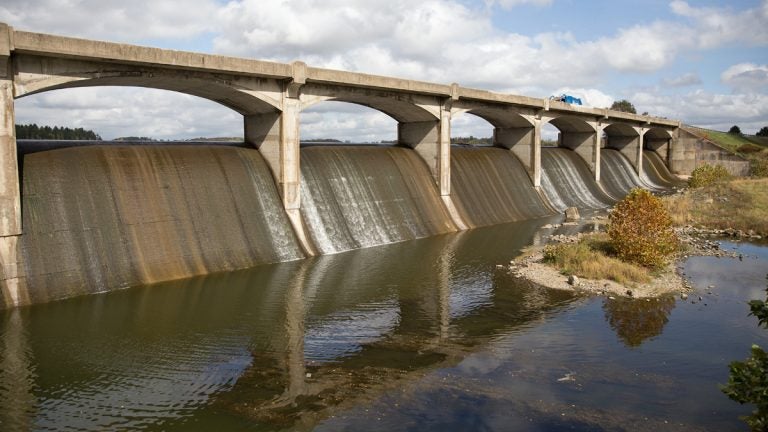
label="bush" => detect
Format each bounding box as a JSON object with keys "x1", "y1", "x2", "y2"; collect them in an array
[
  {"x1": 542, "y1": 236, "x2": 651, "y2": 285},
  {"x1": 608, "y1": 189, "x2": 678, "y2": 269},
  {"x1": 721, "y1": 285, "x2": 768, "y2": 431},
  {"x1": 689, "y1": 164, "x2": 732, "y2": 188},
  {"x1": 751, "y1": 159, "x2": 768, "y2": 178}
]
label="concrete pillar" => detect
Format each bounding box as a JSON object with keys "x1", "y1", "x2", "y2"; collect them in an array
[
  {"x1": 636, "y1": 127, "x2": 646, "y2": 177},
  {"x1": 399, "y1": 119, "x2": 450, "y2": 195},
  {"x1": 0, "y1": 23, "x2": 24, "y2": 307},
  {"x1": 594, "y1": 123, "x2": 604, "y2": 182},
  {"x1": 532, "y1": 117, "x2": 542, "y2": 187},
  {"x1": 243, "y1": 83, "x2": 315, "y2": 256},
  {"x1": 494, "y1": 124, "x2": 539, "y2": 185},
  {"x1": 561, "y1": 131, "x2": 597, "y2": 174}
]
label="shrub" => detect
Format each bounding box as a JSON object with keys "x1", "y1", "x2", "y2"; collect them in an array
[
  {"x1": 543, "y1": 237, "x2": 651, "y2": 285},
  {"x1": 608, "y1": 189, "x2": 678, "y2": 269},
  {"x1": 721, "y1": 285, "x2": 768, "y2": 431},
  {"x1": 689, "y1": 164, "x2": 732, "y2": 188},
  {"x1": 751, "y1": 158, "x2": 768, "y2": 178}
]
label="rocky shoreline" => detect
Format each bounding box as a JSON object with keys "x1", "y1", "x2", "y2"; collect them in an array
[{"x1": 500, "y1": 219, "x2": 744, "y2": 300}]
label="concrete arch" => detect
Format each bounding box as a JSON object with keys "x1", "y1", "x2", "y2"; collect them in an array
[
  {"x1": 299, "y1": 84, "x2": 440, "y2": 123},
  {"x1": 542, "y1": 115, "x2": 599, "y2": 174},
  {"x1": 602, "y1": 122, "x2": 643, "y2": 172},
  {"x1": 643, "y1": 127, "x2": 674, "y2": 164},
  {"x1": 13, "y1": 55, "x2": 282, "y2": 115}
]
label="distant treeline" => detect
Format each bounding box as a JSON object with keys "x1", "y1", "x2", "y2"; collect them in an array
[
  {"x1": 16, "y1": 123, "x2": 102, "y2": 140},
  {"x1": 451, "y1": 136, "x2": 492, "y2": 145}
]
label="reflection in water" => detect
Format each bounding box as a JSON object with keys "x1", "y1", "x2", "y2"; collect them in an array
[
  {"x1": 0, "y1": 310, "x2": 36, "y2": 431},
  {"x1": 603, "y1": 296, "x2": 676, "y2": 347}
]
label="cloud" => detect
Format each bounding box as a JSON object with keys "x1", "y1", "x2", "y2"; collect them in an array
[
  {"x1": 631, "y1": 89, "x2": 768, "y2": 134},
  {"x1": 670, "y1": 0, "x2": 768, "y2": 48},
  {"x1": 0, "y1": 0, "x2": 218, "y2": 43},
  {"x1": 14, "y1": 87, "x2": 242, "y2": 140},
  {"x1": 662, "y1": 73, "x2": 702, "y2": 87},
  {"x1": 721, "y1": 63, "x2": 768, "y2": 93},
  {"x1": 488, "y1": 0, "x2": 553, "y2": 9},
  {"x1": 551, "y1": 87, "x2": 614, "y2": 108}
]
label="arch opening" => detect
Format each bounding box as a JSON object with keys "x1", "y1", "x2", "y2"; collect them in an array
[
  {"x1": 15, "y1": 86, "x2": 245, "y2": 158},
  {"x1": 450, "y1": 112, "x2": 494, "y2": 146},
  {"x1": 542, "y1": 115, "x2": 598, "y2": 174},
  {"x1": 299, "y1": 101, "x2": 397, "y2": 145}
]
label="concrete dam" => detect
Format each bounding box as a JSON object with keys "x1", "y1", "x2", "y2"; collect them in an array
[
  {"x1": 0, "y1": 24, "x2": 684, "y2": 308},
  {"x1": 7, "y1": 142, "x2": 681, "y2": 309}
]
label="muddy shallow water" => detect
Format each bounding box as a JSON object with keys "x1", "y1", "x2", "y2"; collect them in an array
[{"x1": 1, "y1": 219, "x2": 766, "y2": 431}]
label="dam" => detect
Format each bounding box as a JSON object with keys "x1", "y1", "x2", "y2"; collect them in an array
[{"x1": 0, "y1": 24, "x2": 684, "y2": 308}]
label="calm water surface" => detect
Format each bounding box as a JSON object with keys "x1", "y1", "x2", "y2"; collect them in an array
[{"x1": 1, "y1": 219, "x2": 766, "y2": 431}]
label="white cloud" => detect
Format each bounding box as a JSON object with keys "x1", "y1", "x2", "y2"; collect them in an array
[
  {"x1": 670, "y1": 0, "x2": 768, "y2": 48},
  {"x1": 488, "y1": 0, "x2": 552, "y2": 9},
  {"x1": 15, "y1": 87, "x2": 242, "y2": 140},
  {"x1": 721, "y1": 63, "x2": 768, "y2": 93},
  {"x1": 662, "y1": 73, "x2": 702, "y2": 87},
  {"x1": 0, "y1": 0, "x2": 218, "y2": 43},
  {"x1": 632, "y1": 89, "x2": 768, "y2": 134},
  {"x1": 552, "y1": 88, "x2": 614, "y2": 108}
]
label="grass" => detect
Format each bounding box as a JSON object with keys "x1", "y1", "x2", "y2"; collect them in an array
[
  {"x1": 663, "y1": 178, "x2": 768, "y2": 235},
  {"x1": 543, "y1": 234, "x2": 652, "y2": 286}
]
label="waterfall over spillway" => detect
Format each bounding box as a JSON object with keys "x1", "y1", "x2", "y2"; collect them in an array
[
  {"x1": 642, "y1": 150, "x2": 683, "y2": 188},
  {"x1": 300, "y1": 146, "x2": 457, "y2": 255},
  {"x1": 20, "y1": 145, "x2": 304, "y2": 304},
  {"x1": 450, "y1": 146, "x2": 554, "y2": 227},
  {"x1": 540, "y1": 148, "x2": 615, "y2": 211},
  {"x1": 599, "y1": 149, "x2": 648, "y2": 199}
]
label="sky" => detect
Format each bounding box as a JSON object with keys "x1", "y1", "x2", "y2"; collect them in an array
[{"x1": 2, "y1": 0, "x2": 767, "y2": 141}]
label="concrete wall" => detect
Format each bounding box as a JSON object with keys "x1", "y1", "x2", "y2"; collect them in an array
[{"x1": 670, "y1": 128, "x2": 750, "y2": 176}]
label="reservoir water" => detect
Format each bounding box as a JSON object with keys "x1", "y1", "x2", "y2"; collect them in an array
[{"x1": 1, "y1": 217, "x2": 765, "y2": 431}]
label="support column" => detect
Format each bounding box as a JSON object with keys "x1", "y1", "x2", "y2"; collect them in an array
[
  {"x1": 532, "y1": 117, "x2": 542, "y2": 187},
  {"x1": 0, "y1": 23, "x2": 24, "y2": 307},
  {"x1": 594, "y1": 122, "x2": 604, "y2": 182},
  {"x1": 636, "y1": 127, "x2": 646, "y2": 178},
  {"x1": 244, "y1": 63, "x2": 316, "y2": 256},
  {"x1": 399, "y1": 119, "x2": 445, "y2": 192},
  {"x1": 494, "y1": 124, "x2": 538, "y2": 185}
]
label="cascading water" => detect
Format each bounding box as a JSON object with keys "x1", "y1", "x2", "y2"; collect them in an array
[
  {"x1": 599, "y1": 149, "x2": 653, "y2": 199},
  {"x1": 540, "y1": 148, "x2": 615, "y2": 211},
  {"x1": 450, "y1": 146, "x2": 554, "y2": 227},
  {"x1": 643, "y1": 150, "x2": 683, "y2": 188},
  {"x1": 300, "y1": 146, "x2": 457, "y2": 255},
  {"x1": 20, "y1": 145, "x2": 304, "y2": 304}
]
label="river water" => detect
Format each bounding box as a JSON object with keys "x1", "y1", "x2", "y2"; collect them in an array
[{"x1": 1, "y1": 218, "x2": 766, "y2": 431}]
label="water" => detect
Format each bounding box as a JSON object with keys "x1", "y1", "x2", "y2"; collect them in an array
[
  {"x1": 600, "y1": 149, "x2": 651, "y2": 199},
  {"x1": 540, "y1": 148, "x2": 615, "y2": 211},
  {"x1": 300, "y1": 146, "x2": 457, "y2": 254},
  {"x1": 20, "y1": 145, "x2": 304, "y2": 304},
  {"x1": 643, "y1": 150, "x2": 686, "y2": 189},
  {"x1": 2, "y1": 219, "x2": 765, "y2": 431},
  {"x1": 450, "y1": 146, "x2": 554, "y2": 228}
]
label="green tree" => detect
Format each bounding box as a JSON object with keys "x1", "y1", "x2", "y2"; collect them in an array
[
  {"x1": 729, "y1": 125, "x2": 742, "y2": 135},
  {"x1": 610, "y1": 99, "x2": 637, "y2": 114},
  {"x1": 15, "y1": 123, "x2": 101, "y2": 140},
  {"x1": 721, "y1": 278, "x2": 768, "y2": 431},
  {"x1": 757, "y1": 127, "x2": 768, "y2": 137}
]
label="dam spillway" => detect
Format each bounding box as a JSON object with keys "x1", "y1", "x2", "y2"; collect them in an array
[
  {"x1": 299, "y1": 146, "x2": 457, "y2": 255},
  {"x1": 7, "y1": 142, "x2": 678, "y2": 308},
  {"x1": 540, "y1": 148, "x2": 615, "y2": 211},
  {"x1": 19, "y1": 145, "x2": 304, "y2": 305},
  {"x1": 599, "y1": 149, "x2": 649, "y2": 199},
  {"x1": 449, "y1": 146, "x2": 554, "y2": 228}
]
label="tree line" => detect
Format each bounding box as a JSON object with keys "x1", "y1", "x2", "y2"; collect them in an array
[{"x1": 16, "y1": 123, "x2": 102, "y2": 140}]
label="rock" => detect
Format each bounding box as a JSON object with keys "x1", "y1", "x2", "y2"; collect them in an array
[
  {"x1": 568, "y1": 275, "x2": 580, "y2": 286},
  {"x1": 564, "y1": 207, "x2": 580, "y2": 222},
  {"x1": 680, "y1": 293, "x2": 688, "y2": 300},
  {"x1": 496, "y1": 264, "x2": 504, "y2": 269},
  {"x1": 626, "y1": 290, "x2": 633, "y2": 297}
]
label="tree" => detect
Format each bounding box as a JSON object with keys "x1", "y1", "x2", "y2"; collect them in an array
[
  {"x1": 721, "y1": 280, "x2": 768, "y2": 431},
  {"x1": 610, "y1": 99, "x2": 637, "y2": 114},
  {"x1": 757, "y1": 127, "x2": 768, "y2": 137},
  {"x1": 729, "y1": 125, "x2": 742, "y2": 135}
]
